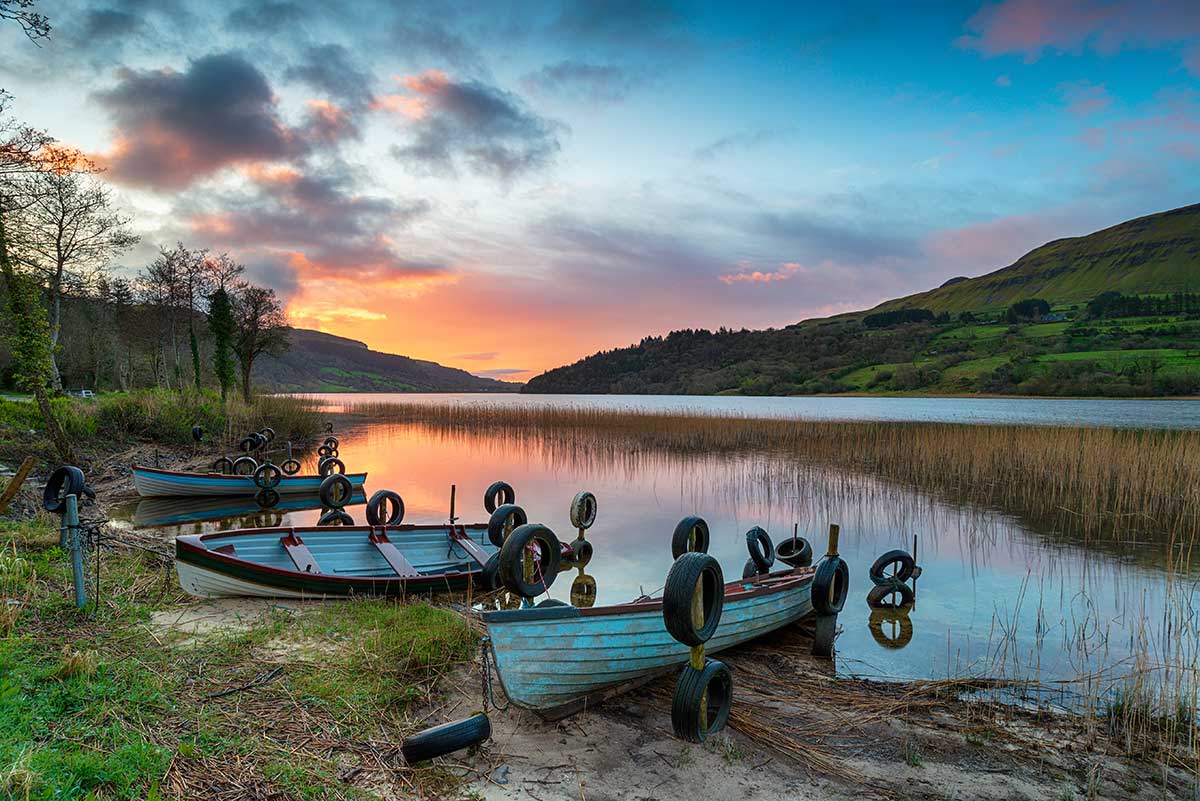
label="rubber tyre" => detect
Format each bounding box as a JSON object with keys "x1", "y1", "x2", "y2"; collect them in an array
[
  {"x1": 869, "y1": 549, "x2": 915, "y2": 586},
  {"x1": 498, "y1": 523, "x2": 562, "y2": 598},
  {"x1": 483, "y1": 481, "x2": 515, "y2": 514},
  {"x1": 319, "y1": 474, "x2": 353, "y2": 508},
  {"x1": 317, "y1": 444, "x2": 334, "y2": 458},
  {"x1": 671, "y1": 516, "x2": 710, "y2": 559},
  {"x1": 536, "y1": 599, "x2": 569, "y2": 608},
  {"x1": 569, "y1": 490, "x2": 598, "y2": 530},
  {"x1": 671, "y1": 659, "x2": 733, "y2": 743},
  {"x1": 487, "y1": 504, "x2": 527, "y2": 548},
  {"x1": 742, "y1": 558, "x2": 760, "y2": 580},
  {"x1": 212, "y1": 457, "x2": 235, "y2": 475},
  {"x1": 366, "y1": 489, "x2": 405, "y2": 526},
  {"x1": 401, "y1": 713, "x2": 491, "y2": 764},
  {"x1": 253, "y1": 463, "x2": 282, "y2": 489},
  {"x1": 191, "y1": 425, "x2": 204, "y2": 443},
  {"x1": 479, "y1": 553, "x2": 501, "y2": 590},
  {"x1": 776, "y1": 536, "x2": 813, "y2": 568},
  {"x1": 569, "y1": 538, "x2": 593, "y2": 567},
  {"x1": 662, "y1": 552, "x2": 724, "y2": 646},
  {"x1": 232, "y1": 456, "x2": 258, "y2": 476},
  {"x1": 318, "y1": 457, "x2": 346, "y2": 477},
  {"x1": 254, "y1": 488, "x2": 281, "y2": 508},
  {"x1": 43, "y1": 465, "x2": 85, "y2": 513},
  {"x1": 280, "y1": 458, "x2": 301, "y2": 475},
  {"x1": 318, "y1": 509, "x2": 353, "y2": 526},
  {"x1": 811, "y1": 556, "x2": 850, "y2": 616},
  {"x1": 746, "y1": 526, "x2": 775, "y2": 572},
  {"x1": 260, "y1": 427, "x2": 275, "y2": 442},
  {"x1": 324, "y1": 436, "x2": 339, "y2": 449},
  {"x1": 238, "y1": 436, "x2": 257, "y2": 453},
  {"x1": 867, "y1": 580, "x2": 914, "y2": 610}
]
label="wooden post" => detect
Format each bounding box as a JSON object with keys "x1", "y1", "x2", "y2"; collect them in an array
[
  {"x1": 690, "y1": 575, "x2": 707, "y2": 730},
  {"x1": 826, "y1": 523, "x2": 840, "y2": 557},
  {"x1": 0, "y1": 456, "x2": 35, "y2": 516}
]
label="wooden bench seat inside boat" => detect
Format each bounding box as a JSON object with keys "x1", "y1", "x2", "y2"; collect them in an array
[
  {"x1": 280, "y1": 532, "x2": 320, "y2": 573},
  {"x1": 368, "y1": 529, "x2": 421, "y2": 577}
]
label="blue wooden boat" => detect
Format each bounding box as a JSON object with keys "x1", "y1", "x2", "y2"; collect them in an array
[
  {"x1": 133, "y1": 464, "x2": 367, "y2": 498},
  {"x1": 483, "y1": 565, "x2": 816, "y2": 719},
  {"x1": 132, "y1": 491, "x2": 367, "y2": 527},
  {"x1": 175, "y1": 523, "x2": 500, "y2": 598}
]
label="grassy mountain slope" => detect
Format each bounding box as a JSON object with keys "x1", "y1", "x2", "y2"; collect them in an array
[
  {"x1": 874, "y1": 203, "x2": 1200, "y2": 314},
  {"x1": 524, "y1": 203, "x2": 1200, "y2": 397},
  {"x1": 254, "y1": 328, "x2": 512, "y2": 393}
]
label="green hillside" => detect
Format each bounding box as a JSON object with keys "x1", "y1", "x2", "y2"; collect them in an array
[
  {"x1": 524, "y1": 203, "x2": 1200, "y2": 398},
  {"x1": 874, "y1": 203, "x2": 1200, "y2": 314}
]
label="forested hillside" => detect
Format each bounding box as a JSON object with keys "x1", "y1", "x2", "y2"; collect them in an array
[{"x1": 525, "y1": 204, "x2": 1200, "y2": 397}]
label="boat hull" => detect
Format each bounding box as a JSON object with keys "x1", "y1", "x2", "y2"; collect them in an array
[
  {"x1": 133, "y1": 465, "x2": 367, "y2": 498},
  {"x1": 133, "y1": 490, "x2": 367, "y2": 528},
  {"x1": 175, "y1": 523, "x2": 494, "y2": 598},
  {"x1": 484, "y1": 568, "x2": 815, "y2": 718}
]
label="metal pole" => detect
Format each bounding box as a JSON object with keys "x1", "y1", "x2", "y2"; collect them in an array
[{"x1": 65, "y1": 494, "x2": 86, "y2": 608}]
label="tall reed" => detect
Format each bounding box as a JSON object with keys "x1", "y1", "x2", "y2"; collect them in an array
[{"x1": 346, "y1": 400, "x2": 1200, "y2": 541}]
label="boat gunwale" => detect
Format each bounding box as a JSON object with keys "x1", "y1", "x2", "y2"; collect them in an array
[
  {"x1": 133, "y1": 463, "x2": 368, "y2": 483},
  {"x1": 175, "y1": 523, "x2": 492, "y2": 591}
]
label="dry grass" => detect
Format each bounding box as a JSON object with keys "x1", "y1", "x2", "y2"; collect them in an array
[{"x1": 347, "y1": 400, "x2": 1200, "y2": 540}]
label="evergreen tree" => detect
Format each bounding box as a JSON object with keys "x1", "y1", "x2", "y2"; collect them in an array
[{"x1": 208, "y1": 286, "x2": 236, "y2": 401}]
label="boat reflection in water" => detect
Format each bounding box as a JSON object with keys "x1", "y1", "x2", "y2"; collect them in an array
[{"x1": 132, "y1": 490, "x2": 366, "y2": 529}]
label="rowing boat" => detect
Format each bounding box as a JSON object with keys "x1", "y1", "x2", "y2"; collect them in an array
[
  {"x1": 133, "y1": 464, "x2": 367, "y2": 498},
  {"x1": 175, "y1": 523, "x2": 500, "y2": 598},
  {"x1": 132, "y1": 490, "x2": 366, "y2": 527},
  {"x1": 483, "y1": 565, "x2": 816, "y2": 719}
]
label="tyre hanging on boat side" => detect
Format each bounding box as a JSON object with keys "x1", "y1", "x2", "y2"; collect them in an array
[
  {"x1": 401, "y1": 713, "x2": 492, "y2": 764},
  {"x1": 670, "y1": 516, "x2": 710, "y2": 558},
  {"x1": 319, "y1": 474, "x2": 353, "y2": 508},
  {"x1": 497, "y1": 523, "x2": 561, "y2": 598},
  {"x1": 671, "y1": 659, "x2": 733, "y2": 743},
  {"x1": 280, "y1": 458, "x2": 301, "y2": 475},
  {"x1": 483, "y1": 481, "x2": 515, "y2": 514},
  {"x1": 869, "y1": 549, "x2": 915, "y2": 586},
  {"x1": 569, "y1": 490, "x2": 597, "y2": 529},
  {"x1": 487, "y1": 503, "x2": 527, "y2": 548},
  {"x1": 745, "y1": 526, "x2": 774, "y2": 573},
  {"x1": 811, "y1": 554, "x2": 849, "y2": 616},
  {"x1": 662, "y1": 552, "x2": 724, "y2": 646},
  {"x1": 212, "y1": 456, "x2": 235, "y2": 475},
  {"x1": 318, "y1": 457, "x2": 346, "y2": 477},
  {"x1": 232, "y1": 456, "x2": 258, "y2": 476},
  {"x1": 253, "y1": 463, "x2": 282, "y2": 489},
  {"x1": 775, "y1": 535, "x2": 813, "y2": 567},
  {"x1": 366, "y1": 489, "x2": 405, "y2": 526}
]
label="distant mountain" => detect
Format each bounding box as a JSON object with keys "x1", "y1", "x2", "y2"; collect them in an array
[
  {"x1": 254, "y1": 328, "x2": 514, "y2": 393},
  {"x1": 523, "y1": 203, "x2": 1200, "y2": 397},
  {"x1": 873, "y1": 203, "x2": 1200, "y2": 313}
]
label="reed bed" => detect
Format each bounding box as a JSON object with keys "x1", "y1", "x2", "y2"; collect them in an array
[{"x1": 347, "y1": 400, "x2": 1200, "y2": 541}]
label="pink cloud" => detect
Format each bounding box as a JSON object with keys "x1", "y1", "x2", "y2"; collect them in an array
[
  {"x1": 957, "y1": 0, "x2": 1200, "y2": 69},
  {"x1": 719, "y1": 261, "x2": 808, "y2": 284},
  {"x1": 927, "y1": 206, "x2": 1101, "y2": 275}
]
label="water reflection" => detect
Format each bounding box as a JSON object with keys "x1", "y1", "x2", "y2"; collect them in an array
[{"x1": 116, "y1": 418, "x2": 1197, "y2": 695}]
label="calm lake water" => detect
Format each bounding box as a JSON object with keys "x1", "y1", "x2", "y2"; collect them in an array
[{"x1": 119, "y1": 395, "x2": 1199, "y2": 703}]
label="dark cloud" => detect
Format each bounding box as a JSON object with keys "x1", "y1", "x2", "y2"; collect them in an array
[
  {"x1": 387, "y1": 72, "x2": 563, "y2": 182},
  {"x1": 185, "y1": 163, "x2": 439, "y2": 283},
  {"x1": 78, "y1": 8, "x2": 144, "y2": 40},
  {"x1": 94, "y1": 53, "x2": 306, "y2": 188},
  {"x1": 521, "y1": 61, "x2": 644, "y2": 103},
  {"x1": 551, "y1": 0, "x2": 682, "y2": 48},
  {"x1": 393, "y1": 19, "x2": 488, "y2": 75},
  {"x1": 755, "y1": 210, "x2": 920, "y2": 263},
  {"x1": 284, "y1": 43, "x2": 374, "y2": 111},
  {"x1": 225, "y1": 1, "x2": 303, "y2": 32}
]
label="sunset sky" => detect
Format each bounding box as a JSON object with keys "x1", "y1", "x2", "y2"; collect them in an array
[{"x1": 2, "y1": 1, "x2": 1199, "y2": 381}]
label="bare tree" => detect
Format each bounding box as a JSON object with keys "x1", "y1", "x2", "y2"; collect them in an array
[
  {"x1": 8, "y1": 169, "x2": 137, "y2": 388},
  {"x1": 231, "y1": 283, "x2": 289, "y2": 403},
  {"x1": 0, "y1": 1, "x2": 50, "y2": 41}
]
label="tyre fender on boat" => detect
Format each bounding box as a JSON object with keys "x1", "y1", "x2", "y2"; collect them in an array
[
  {"x1": 319, "y1": 474, "x2": 353, "y2": 508},
  {"x1": 746, "y1": 526, "x2": 775, "y2": 573},
  {"x1": 232, "y1": 456, "x2": 258, "y2": 476},
  {"x1": 869, "y1": 549, "x2": 915, "y2": 586},
  {"x1": 280, "y1": 458, "x2": 301, "y2": 475},
  {"x1": 497, "y1": 523, "x2": 561, "y2": 598},
  {"x1": 670, "y1": 516, "x2": 710, "y2": 559},
  {"x1": 776, "y1": 535, "x2": 813, "y2": 568},
  {"x1": 671, "y1": 658, "x2": 733, "y2": 743},
  {"x1": 212, "y1": 456, "x2": 235, "y2": 475},
  {"x1": 662, "y1": 552, "x2": 724, "y2": 647},
  {"x1": 253, "y1": 463, "x2": 282, "y2": 489},
  {"x1": 811, "y1": 555, "x2": 849, "y2": 616},
  {"x1": 366, "y1": 489, "x2": 405, "y2": 526},
  {"x1": 487, "y1": 503, "x2": 527, "y2": 548},
  {"x1": 318, "y1": 457, "x2": 346, "y2": 477},
  {"x1": 569, "y1": 490, "x2": 597, "y2": 529},
  {"x1": 483, "y1": 481, "x2": 515, "y2": 514}
]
